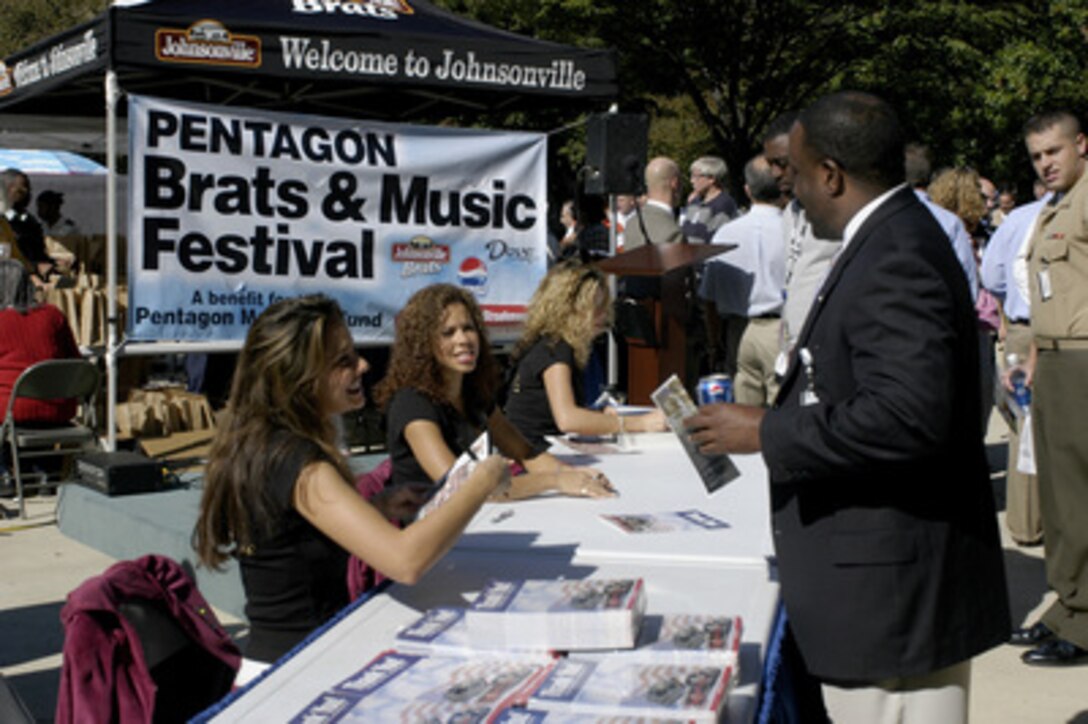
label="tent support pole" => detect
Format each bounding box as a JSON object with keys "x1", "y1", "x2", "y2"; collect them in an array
[
  {"x1": 105, "y1": 70, "x2": 120, "y2": 452},
  {"x1": 606, "y1": 103, "x2": 619, "y2": 395}
]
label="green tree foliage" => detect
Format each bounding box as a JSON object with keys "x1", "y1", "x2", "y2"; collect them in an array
[
  {"x1": 441, "y1": 0, "x2": 1088, "y2": 200},
  {"x1": 0, "y1": 0, "x2": 105, "y2": 56},
  {"x1": 977, "y1": 1, "x2": 1088, "y2": 188},
  {"x1": 590, "y1": 1, "x2": 886, "y2": 196},
  {"x1": 5, "y1": 1, "x2": 1085, "y2": 203},
  {"x1": 844, "y1": 2, "x2": 1088, "y2": 191}
]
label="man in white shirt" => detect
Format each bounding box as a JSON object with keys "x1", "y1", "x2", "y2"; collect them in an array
[
  {"x1": 762, "y1": 113, "x2": 840, "y2": 360},
  {"x1": 36, "y1": 190, "x2": 82, "y2": 272},
  {"x1": 36, "y1": 190, "x2": 81, "y2": 241},
  {"x1": 700, "y1": 155, "x2": 786, "y2": 402},
  {"x1": 904, "y1": 144, "x2": 980, "y2": 299}
]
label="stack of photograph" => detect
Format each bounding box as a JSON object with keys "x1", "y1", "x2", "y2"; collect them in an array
[{"x1": 288, "y1": 577, "x2": 742, "y2": 722}]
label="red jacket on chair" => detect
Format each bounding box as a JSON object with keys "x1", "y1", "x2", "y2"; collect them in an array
[{"x1": 56, "y1": 554, "x2": 241, "y2": 724}]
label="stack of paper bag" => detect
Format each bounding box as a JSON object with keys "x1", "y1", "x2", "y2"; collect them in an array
[{"x1": 115, "y1": 386, "x2": 216, "y2": 439}]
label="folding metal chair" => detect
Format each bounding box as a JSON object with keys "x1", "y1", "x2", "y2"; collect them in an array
[
  {"x1": 1, "y1": 359, "x2": 100, "y2": 519},
  {"x1": 57, "y1": 555, "x2": 240, "y2": 723}
]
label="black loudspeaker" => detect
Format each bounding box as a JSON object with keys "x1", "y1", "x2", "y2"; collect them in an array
[{"x1": 584, "y1": 113, "x2": 648, "y2": 195}]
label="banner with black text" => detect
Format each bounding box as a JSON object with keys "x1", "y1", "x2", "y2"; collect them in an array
[{"x1": 127, "y1": 94, "x2": 546, "y2": 341}]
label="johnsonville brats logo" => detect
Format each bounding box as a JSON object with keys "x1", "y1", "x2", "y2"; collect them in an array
[
  {"x1": 156, "y1": 20, "x2": 261, "y2": 68},
  {"x1": 392, "y1": 236, "x2": 450, "y2": 277},
  {"x1": 291, "y1": 0, "x2": 414, "y2": 19}
]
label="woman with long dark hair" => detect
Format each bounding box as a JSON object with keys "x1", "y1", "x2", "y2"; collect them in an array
[{"x1": 194, "y1": 295, "x2": 508, "y2": 663}]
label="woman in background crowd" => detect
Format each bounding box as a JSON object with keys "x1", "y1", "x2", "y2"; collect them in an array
[
  {"x1": 374, "y1": 283, "x2": 614, "y2": 500},
  {"x1": 928, "y1": 166, "x2": 997, "y2": 430},
  {"x1": 928, "y1": 167, "x2": 989, "y2": 249},
  {"x1": 504, "y1": 261, "x2": 666, "y2": 451},
  {"x1": 0, "y1": 259, "x2": 80, "y2": 427},
  {"x1": 194, "y1": 295, "x2": 510, "y2": 663}
]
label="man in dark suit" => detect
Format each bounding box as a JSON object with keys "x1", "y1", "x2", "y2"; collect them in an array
[
  {"x1": 686, "y1": 92, "x2": 1009, "y2": 721},
  {"x1": 0, "y1": 168, "x2": 53, "y2": 283}
]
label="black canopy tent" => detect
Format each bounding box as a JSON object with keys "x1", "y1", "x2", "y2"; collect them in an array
[
  {"x1": 0, "y1": 0, "x2": 616, "y2": 117},
  {"x1": 0, "y1": 0, "x2": 617, "y2": 448}
]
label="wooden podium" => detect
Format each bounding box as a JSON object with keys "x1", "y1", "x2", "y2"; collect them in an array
[{"x1": 596, "y1": 243, "x2": 732, "y2": 404}]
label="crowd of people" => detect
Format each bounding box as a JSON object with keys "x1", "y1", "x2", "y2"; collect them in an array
[
  {"x1": 558, "y1": 96, "x2": 1086, "y2": 719},
  {"x1": 0, "y1": 168, "x2": 83, "y2": 288},
  {"x1": 0, "y1": 169, "x2": 102, "y2": 500},
  {"x1": 0, "y1": 179, "x2": 85, "y2": 496},
  {"x1": 4, "y1": 89, "x2": 1081, "y2": 722},
  {"x1": 186, "y1": 94, "x2": 1088, "y2": 722},
  {"x1": 193, "y1": 276, "x2": 670, "y2": 663}
]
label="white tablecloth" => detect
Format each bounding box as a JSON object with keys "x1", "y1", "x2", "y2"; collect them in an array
[
  {"x1": 459, "y1": 432, "x2": 774, "y2": 567},
  {"x1": 204, "y1": 432, "x2": 780, "y2": 723}
]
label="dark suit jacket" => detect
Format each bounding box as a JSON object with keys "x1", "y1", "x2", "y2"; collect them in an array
[
  {"x1": 760, "y1": 187, "x2": 1009, "y2": 681},
  {"x1": 8, "y1": 211, "x2": 49, "y2": 264}
]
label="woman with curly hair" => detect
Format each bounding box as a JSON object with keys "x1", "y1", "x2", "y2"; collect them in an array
[
  {"x1": 504, "y1": 261, "x2": 666, "y2": 450},
  {"x1": 927, "y1": 167, "x2": 989, "y2": 240},
  {"x1": 374, "y1": 283, "x2": 613, "y2": 500},
  {"x1": 194, "y1": 294, "x2": 510, "y2": 663},
  {"x1": 928, "y1": 166, "x2": 999, "y2": 430}
]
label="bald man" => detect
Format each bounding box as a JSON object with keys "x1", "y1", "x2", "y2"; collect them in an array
[{"x1": 624, "y1": 157, "x2": 684, "y2": 249}]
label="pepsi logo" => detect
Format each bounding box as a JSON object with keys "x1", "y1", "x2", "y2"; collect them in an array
[{"x1": 457, "y1": 257, "x2": 488, "y2": 293}]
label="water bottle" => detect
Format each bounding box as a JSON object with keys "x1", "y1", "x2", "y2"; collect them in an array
[{"x1": 1007, "y1": 354, "x2": 1031, "y2": 411}]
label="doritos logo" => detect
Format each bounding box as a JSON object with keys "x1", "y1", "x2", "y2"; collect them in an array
[{"x1": 156, "y1": 20, "x2": 261, "y2": 68}]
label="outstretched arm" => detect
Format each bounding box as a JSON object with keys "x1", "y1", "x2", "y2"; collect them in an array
[
  {"x1": 293, "y1": 456, "x2": 508, "y2": 585},
  {"x1": 490, "y1": 408, "x2": 615, "y2": 499},
  {"x1": 542, "y1": 363, "x2": 665, "y2": 435}
]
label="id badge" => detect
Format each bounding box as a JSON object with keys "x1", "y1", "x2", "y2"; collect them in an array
[
  {"x1": 774, "y1": 351, "x2": 789, "y2": 378},
  {"x1": 1037, "y1": 268, "x2": 1053, "y2": 301}
]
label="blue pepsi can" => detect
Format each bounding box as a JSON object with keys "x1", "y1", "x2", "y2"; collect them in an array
[
  {"x1": 1010, "y1": 370, "x2": 1032, "y2": 409},
  {"x1": 697, "y1": 374, "x2": 734, "y2": 405}
]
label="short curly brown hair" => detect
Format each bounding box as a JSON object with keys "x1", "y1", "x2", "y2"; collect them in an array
[
  {"x1": 928, "y1": 167, "x2": 987, "y2": 233},
  {"x1": 374, "y1": 284, "x2": 499, "y2": 418}
]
